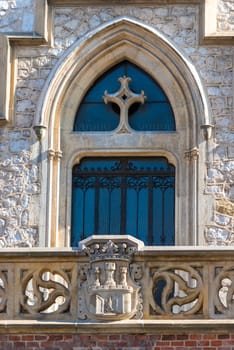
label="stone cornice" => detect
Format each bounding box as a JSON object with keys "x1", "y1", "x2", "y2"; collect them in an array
[
  {"x1": 0, "y1": 246, "x2": 233, "y2": 259},
  {"x1": 0, "y1": 319, "x2": 234, "y2": 334},
  {"x1": 48, "y1": 0, "x2": 203, "y2": 4}
]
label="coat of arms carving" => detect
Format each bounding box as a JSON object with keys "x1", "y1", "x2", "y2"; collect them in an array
[{"x1": 78, "y1": 235, "x2": 143, "y2": 321}]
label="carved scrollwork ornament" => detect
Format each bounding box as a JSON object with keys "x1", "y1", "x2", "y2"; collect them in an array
[
  {"x1": 149, "y1": 264, "x2": 203, "y2": 316},
  {"x1": 20, "y1": 269, "x2": 71, "y2": 315},
  {"x1": 213, "y1": 266, "x2": 234, "y2": 316},
  {"x1": 33, "y1": 125, "x2": 47, "y2": 141},
  {"x1": 0, "y1": 271, "x2": 7, "y2": 313}
]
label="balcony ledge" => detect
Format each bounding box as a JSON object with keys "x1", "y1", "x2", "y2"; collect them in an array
[{"x1": 0, "y1": 319, "x2": 234, "y2": 334}]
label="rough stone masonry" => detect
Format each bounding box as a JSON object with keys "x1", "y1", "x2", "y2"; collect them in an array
[{"x1": 0, "y1": 0, "x2": 233, "y2": 247}]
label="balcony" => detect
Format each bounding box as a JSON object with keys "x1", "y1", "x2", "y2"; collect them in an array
[{"x1": 0, "y1": 235, "x2": 233, "y2": 334}]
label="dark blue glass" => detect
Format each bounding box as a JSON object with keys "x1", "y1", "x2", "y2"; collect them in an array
[
  {"x1": 73, "y1": 61, "x2": 175, "y2": 132},
  {"x1": 71, "y1": 157, "x2": 175, "y2": 246}
]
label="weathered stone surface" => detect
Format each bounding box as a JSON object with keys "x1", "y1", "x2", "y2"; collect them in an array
[
  {"x1": 0, "y1": 1, "x2": 233, "y2": 248},
  {"x1": 9, "y1": 139, "x2": 30, "y2": 153},
  {"x1": 215, "y1": 214, "x2": 231, "y2": 226},
  {"x1": 216, "y1": 199, "x2": 234, "y2": 217},
  {"x1": 218, "y1": 0, "x2": 234, "y2": 31},
  {"x1": 0, "y1": 0, "x2": 35, "y2": 32},
  {"x1": 205, "y1": 226, "x2": 230, "y2": 245},
  {"x1": 0, "y1": 147, "x2": 39, "y2": 247}
]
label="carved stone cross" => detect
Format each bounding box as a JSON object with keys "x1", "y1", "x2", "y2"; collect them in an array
[{"x1": 103, "y1": 76, "x2": 146, "y2": 133}]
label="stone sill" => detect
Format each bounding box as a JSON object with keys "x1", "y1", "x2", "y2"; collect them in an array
[
  {"x1": 0, "y1": 246, "x2": 233, "y2": 256},
  {"x1": 48, "y1": 0, "x2": 204, "y2": 5},
  {"x1": 1, "y1": 320, "x2": 234, "y2": 334}
]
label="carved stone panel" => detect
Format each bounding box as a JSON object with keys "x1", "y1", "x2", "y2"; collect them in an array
[{"x1": 78, "y1": 235, "x2": 143, "y2": 321}]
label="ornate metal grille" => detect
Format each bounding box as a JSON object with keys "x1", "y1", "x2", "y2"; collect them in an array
[{"x1": 72, "y1": 157, "x2": 175, "y2": 246}]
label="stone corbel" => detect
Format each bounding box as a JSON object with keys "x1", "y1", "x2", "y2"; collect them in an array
[
  {"x1": 201, "y1": 124, "x2": 214, "y2": 141},
  {"x1": 33, "y1": 125, "x2": 47, "y2": 141},
  {"x1": 184, "y1": 147, "x2": 199, "y2": 161}
]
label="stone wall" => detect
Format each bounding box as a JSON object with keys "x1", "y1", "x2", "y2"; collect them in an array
[
  {"x1": 218, "y1": 0, "x2": 234, "y2": 31},
  {"x1": 0, "y1": 1, "x2": 233, "y2": 247},
  {"x1": 0, "y1": 0, "x2": 35, "y2": 32},
  {"x1": 0, "y1": 333, "x2": 233, "y2": 350}
]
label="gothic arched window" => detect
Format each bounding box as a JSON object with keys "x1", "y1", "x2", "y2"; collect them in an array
[{"x1": 71, "y1": 61, "x2": 176, "y2": 246}]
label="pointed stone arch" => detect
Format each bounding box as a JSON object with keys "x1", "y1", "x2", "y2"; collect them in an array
[
  {"x1": 34, "y1": 17, "x2": 212, "y2": 247},
  {"x1": 35, "y1": 17, "x2": 212, "y2": 145}
]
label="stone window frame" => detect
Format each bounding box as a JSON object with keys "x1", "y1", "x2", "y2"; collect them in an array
[{"x1": 34, "y1": 17, "x2": 213, "y2": 247}]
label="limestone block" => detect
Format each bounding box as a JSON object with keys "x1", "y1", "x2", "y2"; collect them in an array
[
  {"x1": 207, "y1": 168, "x2": 224, "y2": 183},
  {"x1": 0, "y1": 218, "x2": 6, "y2": 235},
  {"x1": 88, "y1": 14, "x2": 101, "y2": 29},
  {"x1": 205, "y1": 226, "x2": 230, "y2": 244},
  {"x1": 179, "y1": 16, "x2": 195, "y2": 29},
  {"x1": 15, "y1": 115, "x2": 33, "y2": 128},
  {"x1": 0, "y1": 0, "x2": 35, "y2": 32},
  {"x1": 21, "y1": 210, "x2": 29, "y2": 227},
  {"x1": 9, "y1": 139, "x2": 30, "y2": 153},
  {"x1": 215, "y1": 214, "x2": 231, "y2": 226},
  {"x1": 16, "y1": 100, "x2": 35, "y2": 113},
  {"x1": 228, "y1": 186, "x2": 234, "y2": 201},
  {"x1": 218, "y1": 0, "x2": 234, "y2": 31},
  {"x1": 228, "y1": 146, "x2": 234, "y2": 158},
  {"x1": 20, "y1": 194, "x2": 30, "y2": 208},
  {"x1": 208, "y1": 87, "x2": 220, "y2": 96},
  {"x1": 216, "y1": 199, "x2": 234, "y2": 216}
]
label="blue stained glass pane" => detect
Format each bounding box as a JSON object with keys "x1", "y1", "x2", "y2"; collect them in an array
[
  {"x1": 84, "y1": 188, "x2": 95, "y2": 235},
  {"x1": 84, "y1": 65, "x2": 125, "y2": 102},
  {"x1": 129, "y1": 103, "x2": 175, "y2": 131},
  {"x1": 73, "y1": 61, "x2": 175, "y2": 132},
  {"x1": 127, "y1": 64, "x2": 168, "y2": 102},
  {"x1": 74, "y1": 103, "x2": 119, "y2": 131},
  {"x1": 110, "y1": 188, "x2": 121, "y2": 234}
]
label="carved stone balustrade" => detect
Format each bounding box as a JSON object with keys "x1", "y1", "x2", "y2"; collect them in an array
[{"x1": 0, "y1": 235, "x2": 234, "y2": 333}]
